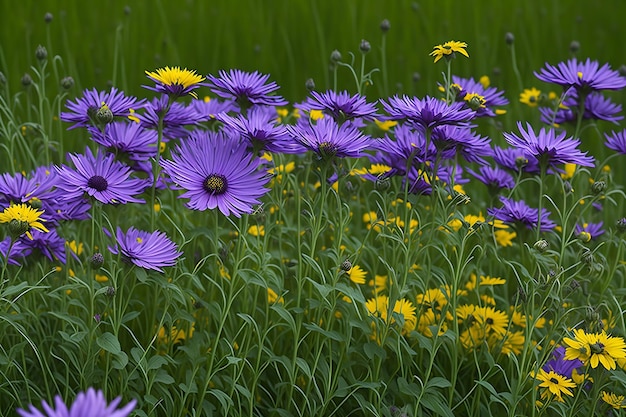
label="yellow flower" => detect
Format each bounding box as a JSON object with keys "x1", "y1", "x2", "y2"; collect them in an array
[
  {"x1": 248, "y1": 225, "x2": 265, "y2": 237},
  {"x1": 430, "y1": 41, "x2": 469, "y2": 63},
  {"x1": 145, "y1": 66, "x2": 205, "y2": 98},
  {"x1": 500, "y1": 330, "x2": 525, "y2": 355},
  {"x1": 309, "y1": 109, "x2": 324, "y2": 120},
  {"x1": 479, "y1": 75, "x2": 490, "y2": 88},
  {"x1": 267, "y1": 288, "x2": 284, "y2": 304},
  {"x1": 0, "y1": 203, "x2": 49, "y2": 239},
  {"x1": 564, "y1": 329, "x2": 626, "y2": 370},
  {"x1": 532, "y1": 368, "x2": 576, "y2": 403},
  {"x1": 348, "y1": 265, "x2": 367, "y2": 285},
  {"x1": 494, "y1": 229, "x2": 516, "y2": 247},
  {"x1": 601, "y1": 391, "x2": 626, "y2": 409},
  {"x1": 158, "y1": 322, "x2": 195, "y2": 349},
  {"x1": 368, "y1": 274, "x2": 390, "y2": 295},
  {"x1": 95, "y1": 274, "x2": 108, "y2": 283},
  {"x1": 374, "y1": 119, "x2": 397, "y2": 131},
  {"x1": 479, "y1": 275, "x2": 506, "y2": 286},
  {"x1": 66, "y1": 240, "x2": 84, "y2": 256},
  {"x1": 365, "y1": 295, "x2": 416, "y2": 335},
  {"x1": 520, "y1": 87, "x2": 542, "y2": 107}
]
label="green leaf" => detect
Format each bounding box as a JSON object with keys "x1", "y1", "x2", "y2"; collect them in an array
[
  {"x1": 112, "y1": 351, "x2": 128, "y2": 369},
  {"x1": 96, "y1": 332, "x2": 121, "y2": 354}
]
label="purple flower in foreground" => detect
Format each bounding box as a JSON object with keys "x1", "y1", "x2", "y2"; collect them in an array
[
  {"x1": 604, "y1": 129, "x2": 626, "y2": 154},
  {"x1": 160, "y1": 130, "x2": 270, "y2": 217},
  {"x1": 189, "y1": 97, "x2": 238, "y2": 122},
  {"x1": 492, "y1": 145, "x2": 540, "y2": 175},
  {"x1": 20, "y1": 228, "x2": 66, "y2": 264},
  {"x1": 297, "y1": 90, "x2": 380, "y2": 123},
  {"x1": 450, "y1": 75, "x2": 509, "y2": 117},
  {"x1": 0, "y1": 236, "x2": 31, "y2": 266},
  {"x1": 88, "y1": 121, "x2": 158, "y2": 162},
  {"x1": 17, "y1": 388, "x2": 136, "y2": 417},
  {"x1": 534, "y1": 58, "x2": 626, "y2": 92},
  {"x1": 55, "y1": 147, "x2": 147, "y2": 205},
  {"x1": 488, "y1": 196, "x2": 556, "y2": 231},
  {"x1": 205, "y1": 69, "x2": 288, "y2": 108},
  {"x1": 503, "y1": 122, "x2": 595, "y2": 169},
  {"x1": 108, "y1": 227, "x2": 181, "y2": 272},
  {"x1": 543, "y1": 346, "x2": 583, "y2": 379},
  {"x1": 380, "y1": 95, "x2": 475, "y2": 129},
  {"x1": 60, "y1": 87, "x2": 145, "y2": 130},
  {"x1": 137, "y1": 96, "x2": 202, "y2": 141},
  {"x1": 287, "y1": 117, "x2": 371, "y2": 160}
]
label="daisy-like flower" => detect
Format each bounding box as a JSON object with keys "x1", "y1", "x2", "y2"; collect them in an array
[
  {"x1": 604, "y1": 129, "x2": 626, "y2": 155},
  {"x1": 108, "y1": 226, "x2": 181, "y2": 272},
  {"x1": 520, "y1": 87, "x2": 542, "y2": 107},
  {"x1": 286, "y1": 117, "x2": 371, "y2": 160},
  {"x1": 575, "y1": 222, "x2": 604, "y2": 241},
  {"x1": 55, "y1": 147, "x2": 147, "y2": 205},
  {"x1": 531, "y1": 368, "x2": 576, "y2": 403},
  {"x1": 348, "y1": 264, "x2": 367, "y2": 285},
  {"x1": 430, "y1": 40, "x2": 469, "y2": 63},
  {"x1": 60, "y1": 87, "x2": 145, "y2": 130},
  {"x1": 88, "y1": 121, "x2": 158, "y2": 162},
  {"x1": 492, "y1": 145, "x2": 541, "y2": 174},
  {"x1": 137, "y1": 96, "x2": 203, "y2": 141},
  {"x1": 365, "y1": 295, "x2": 416, "y2": 334},
  {"x1": 488, "y1": 196, "x2": 556, "y2": 231},
  {"x1": 430, "y1": 124, "x2": 492, "y2": 164},
  {"x1": 601, "y1": 391, "x2": 626, "y2": 409},
  {"x1": 467, "y1": 165, "x2": 516, "y2": 190},
  {"x1": 449, "y1": 75, "x2": 509, "y2": 117},
  {"x1": 380, "y1": 95, "x2": 475, "y2": 129},
  {"x1": 297, "y1": 90, "x2": 380, "y2": 124},
  {"x1": 543, "y1": 346, "x2": 583, "y2": 379},
  {"x1": 144, "y1": 66, "x2": 205, "y2": 99},
  {"x1": 539, "y1": 91, "x2": 623, "y2": 125},
  {"x1": 17, "y1": 387, "x2": 136, "y2": 417},
  {"x1": 534, "y1": 58, "x2": 626, "y2": 93},
  {"x1": 563, "y1": 328, "x2": 626, "y2": 370},
  {"x1": 160, "y1": 130, "x2": 270, "y2": 217},
  {"x1": 20, "y1": 228, "x2": 66, "y2": 264},
  {"x1": 0, "y1": 203, "x2": 48, "y2": 239},
  {"x1": 205, "y1": 69, "x2": 288, "y2": 108},
  {"x1": 503, "y1": 122, "x2": 595, "y2": 170}
]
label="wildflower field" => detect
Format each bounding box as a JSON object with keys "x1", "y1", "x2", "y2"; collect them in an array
[{"x1": 3, "y1": 1, "x2": 626, "y2": 416}]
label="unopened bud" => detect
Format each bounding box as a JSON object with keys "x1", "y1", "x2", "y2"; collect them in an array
[
  {"x1": 35, "y1": 45, "x2": 48, "y2": 62},
  {"x1": 21, "y1": 73, "x2": 32, "y2": 87},
  {"x1": 96, "y1": 103, "x2": 114, "y2": 125},
  {"x1": 569, "y1": 40, "x2": 580, "y2": 54},
  {"x1": 359, "y1": 39, "x2": 371, "y2": 54},
  {"x1": 380, "y1": 19, "x2": 391, "y2": 33},
  {"x1": 340, "y1": 259, "x2": 352, "y2": 271},
  {"x1": 61, "y1": 76, "x2": 74, "y2": 90},
  {"x1": 577, "y1": 231, "x2": 592, "y2": 243},
  {"x1": 534, "y1": 239, "x2": 549, "y2": 252},
  {"x1": 505, "y1": 32, "x2": 515, "y2": 46},
  {"x1": 305, "y1": 78, "x2": 315, "y2": 92},
  {"x1": 330, "y1": 50, "x2": 342, "y2": 64},
  {"x1": 8, "y1": 219, "x2": 29, "y2": 237},
  {"x1": 105, "y1": 286, "x2": 116, "y2": 297},
  {"x1": 91, "y1": 252, "x2": 105, "y2": 269},
  {"x1": 44, "y1": 12, "x2": 53, "y2": 24},
  {"x1": 591, "y1": 180, "x2": 606, "y2": 195}
]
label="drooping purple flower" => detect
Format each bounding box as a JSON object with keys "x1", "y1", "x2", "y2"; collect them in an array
[
  {"x1": 88, "y1": 121, "x2": 158, "y2": 162},
  {"x1": 286, "y1": 117, "x2": 372, "y2": 160},
  {"x1": 539, "y1": 91, "x2": 623, "y2": 125},
  {"x1": 217, "y1": 106, "x2": 300, "y2": 154},
  {"x1": 17, "y1": 387, "x2": 136, "y2": 417},
  {"x1": 0, "y1": 236, "x2": 32, "y2": 266},
  {"x1": 542, "y1": 346, "x2": 583, "y2": 379},
  {"x1": 492, "y1": 145, "x2": 540, "y2": 175},
  {"x1": 55, "y1": 147, "x2": 147, "y2": 205},
  {"x1": 108, "y1": 227, "x2": 181, "y2": 272},
  {"x1": 430, "y1": 125, "x2": 492, "y2": 164},
  {"x1": 488, "y1": 196, "x2": 556, "y2": 231},
  {"x1": 60, "y1": 87, "x2": 145, "y2": 130},
  {"x1": 604, "y1": 129, "x2": 626, "y2": 154},
  {"x1": 297, "y1": 90, "x2": 380, "y2": 124},
  {"x1": 160, "y1": 130, "x2": 271, "y2": 217},
  {"x1": 467, "y1": 165, "x2": 516, "y2": 190},
  {"x1": 575, "y1": 221, "x2": 605, "y2": 240},
  {"x1": 503, "y1": 122, "x2": 595, "y2": 169},
  {"x1": 449, "y1": 75, "x2": 509, "y2": 117},
  {"x1": 534, "y1": 58, "x2": 626, "y2": 92},
  {"x1": 19, "y1": 228, "x2": 66, "y2": 264},
  {"x1": 380, "y1": 95, "x2": 475, "y2": 129},
  {"x1": 205, "y1": 69, "x2": 288, "y2": 108},
  {"x1": 136, "y1": 96, "x2": 202, "y2": 141}
]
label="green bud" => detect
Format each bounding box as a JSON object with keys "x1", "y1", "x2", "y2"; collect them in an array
[
  {"x1": 35, "y1": 45, "x2": 48, "y2": 62},
  {"x1": 8, "y1": 219, "x2": 29, "y2": 237},
  {"x1": 534, "y1": 239, "x2": 549, "y2": 252},
  {"x1": 340, "y1": 259, "x2": 352, "y2": 271},
  {"x1": 591, "y1": 180, "x2": 606, "y2": 195},
  {"x1": 96, "y1": 104, "x2": 114, "y2": 125}
]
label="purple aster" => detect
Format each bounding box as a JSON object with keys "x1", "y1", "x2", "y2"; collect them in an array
[
  {"x1": 108, "y1": 227, "x2": 181, "y2": 272},
  {"x1": 160, "y1": 130, "x2": 271, "y2": 217},
  {"x1": 542, "y1": 346, "x2": 583, "y2": 379},
  {"x1": 286, "y1": 117, "x2": 372, "y2": 160},
  {"x1": 136, "y1": 95, "x2": 202, "y2": 141},
  {"x1": 88, "y1": 121, "x2": 158, "y2": 162},
  {"x1": 60, "y1": 87, "x2": 145, "y2": 130},
  {"x1": 55, "y1": 147, "x2": 147, "y2": 205},
  {"x1": 430, "y1": 125, "x2": 492, "y2": 164},
  {"x1": 604, "y1": 129, "x2": 626, "y2": 154},
  {"x1": 17, "y1": 387, "x2": 136, "y2": 417},
  {"x1": 467, "y1": 165, "x2": 516, "y2": 190},
  {"x1": 296, "y1": 90, "x2": 380, "y2": 123},
  {"x1": 450, "y1": 75, "x2": 509, "y2": 117},
  {"x1": 373, "y1": 123, "x2": 435, "y2": 175},
  {"x1": 539, "y1": 91, "x2": 623, "y2": 125},
  {"x1": 0, "y1": 236, "x2": 32, "y2": 266},
  {"x1": 205, "y1": 69, "x2": 288, "y2": 108},
  {"x1": 217, "y1": 105, "x2": 301, "y2": 154},
  {"x1": 0, "y1": 166, "x2": 58, "y2": 211},
  {"x1": 488, "y1": 196, "x2": 556, "y2": 231},
  {"x1": 189, "y1": 97, "x2": 238, "y2": 122},
  {"x1": 503, "y1": 122, "x2": 595, "y2": 170},
  {"x1": 492, "y1": 145, "x2": 540, "y2": 175},
  {"x1": 404, "y1": 164, "x2": 468, "y2": 196},
  {"x1": 534, "y1": 58, "x2": 626, "y2": 92},
  {"x1": 575, "y1": 221, "x2": 605, "y2": 240},
  {"x1": 380, "y1": 95, "x2": 475, "y2": 129},
  {"x1": 19, "y1": 228, "x2": 66, "y2": 264}
]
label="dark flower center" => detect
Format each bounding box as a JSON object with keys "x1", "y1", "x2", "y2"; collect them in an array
[
  {"x1": 486, "y1": 318, "x2": 494, "y2": 325},
  {"x1": 87, "y1": 175, "x2": 109, "y2": 191},
  {"x1": 318, "y1": 141, "x2": 338, "y2": 157},
  {"x1": 549, "y1": 377, "x2": 559, "y2": 385},
  {"x1": 203, "y1": 174, "x2": 228, "y2": 195},
  {"x1": 590, "y1": 342, "x2": 605, "y2": 354}
]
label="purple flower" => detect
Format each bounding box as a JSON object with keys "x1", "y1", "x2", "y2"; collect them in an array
[
  {"x1": 534, "y1": 58, "x2": 626, "y2": 92},
  {"x1": 60, "y1": 87, "x2": 145, "y2": 130},
  {"x1": 467, "y1": 165, "x2": 516, "y2": 190},
  {"x1": 450, "y1": 75, "x2": 509, "y2": 117},
  {"x1": 488, "y1": 196, "x2": 556, "y2": 231},
  {"x1": 108, "y1": 227, "x2": 181, "y2": 272},
  {"x1": 189, "y1": 97, "x2": 238, "y2": 122},
  {"x1": 19, "y1": 228, "x2": 66, "y2": 264},
  {"x1": 137, "y1": 96, "x2": 202, "y2": 141},
  {"x1": 575, "y1": 222, "x2": 605, "y2": 240},
  {"x1": 604, "y1": 129, "x2": 626, "y2": 154},
  {"x1": 0, "y1": 236, "x2": 32, "y2": 266},
  {"x1": 430, "y1": 125, "x2": 492, "y2": 164},
  {"x1": 503, "y1": 122, "x2": 595, "y2": 169},
  {"x1": 539, "y1": 91, "x2": 623, "y2": 125},
  {"x1": 17, "y1": 387, "x2": 136, "y2": 417},
  {"x1": 88, "y1": 121, "x2": 158, "y2": 162},
  {"x1": 160, "y1": 130, "x2": 271, "y2": 217},
  {"x1": 55, "y1": 147, "x2": 147, "y2": 205},
  {"x1": 492, "y1": 145, "x2": 540, "y2": 174},
  {"x1": 297, "y1": 90, "x2": 379, "y2": 123},
  {"x1": 286, "y1": 117, "x2": 371, "y2": 160},
  {"x1": 205, "y1": 69, "x2": 288, "y2": 108},
  {"x1": 380, "y1": 95, "x2": 475, "y2": 129},
  {"x1": 542, "y1": 346, "x2": 583, "y2": 379},
  {"x1": 0, "y1": 166, "x2": 58, "y2": 213},
  {"x1": 373, "y1": 123, "x2": 434, "y2": 174}
]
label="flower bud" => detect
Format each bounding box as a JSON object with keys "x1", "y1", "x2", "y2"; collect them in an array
[
  {"x1": 577, "y1": 231, "x2": 591, "y2": 243},
  {"x1": 305, "y1": 78, "x2": 315, "y2": 92},
  {"x1": 330, "y1": 50, "x2": 342, "y2": 64},
  {"x1": 340, "y1": 259, "x2": 352, "y2": 271},
  {"x1": 533, "y1": 239, "x2": 549, "y2": 252},
  {"x1": 359, "y1": 39, "x2": 371, "y2": 54},
  {"x1": 21, "y1": 73, "x2": 32, "y2": 87},
  {"x1": 591, "y1": 180, "x2": 606, "y2": 195},
  {"x1": 569, "y1": 40, "x2": 580, "y2": 54},
  {"x1": 105, "y1": 286, "x2": 116, "y2": 297},
  {"x1": 44, "y1": 12, "x2": 53, "y2": 24},
  {"x1": 617, "y1": 218, "x2": 626, "y2": 233},
  {"x1": 375, "y1": 175, "x2": 390, "y2": 192},
  {"x1": 8, "y1": 219, "x2": 29, "y2": 237},
  {"x1": 35, "y1": 45, "x2": 48, "y2": 62},
  {"x1": 96, "y1": 103, "x2": 114, "y2": 125},
  {"x1": 90, "y1": 252, "x2": 105, "y2": 269},
  {"x1": 505, "y1": 32, "x2": 515, "y2": 46},
  {"x1": 412, "y1": 72, "x2": 421, "y2": 83},
  {"x1": 380, "y1": 19, "x2": 391, "y2": 33},
  {"x1": 60, "y1": 76, "x2": 74, "y2": 90}
]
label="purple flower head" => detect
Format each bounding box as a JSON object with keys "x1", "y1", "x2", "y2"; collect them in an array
[
  {"x1": 373, "y1": 123, "x2": 435, "y2": 174},
  {"x1": 534, "y1": 58, "x2": 626, "y2": 93},
  {"x1": 217, "y1": 106, "x2": 300, "y2": 154},
  {"x1": 108, "y1": 227, "x2": 181, "y2": 272},
  {"x1": 492, "y1": 145, "x2": 540, "y2": 175},
  {"x1": 488, "y1": 196, "x2": 556, "y2": 231},
  {"x1": 189, "y1": 97, "x2": 238, "y2": 122},
  {"x1": 450, "y1": 75, "x2": 509, "y2": 117},
  {"x1": 404, "y1": 164, "x2": 468, "y2": 196},
  {"x1": 467, "y1": 165, "x2": 516, "y2": 190},
  {"x1": 19, "y1": 228, "x2": 66, "y2": 264},
  {"x1": 430, "y1": 125, "x2": 492, "y2": 164},
  {"x1": 604, "y1": 129, "x2": 626, "y2": 154},
  {"x1": 503, "y1": 122, "x2": 595, "y2": 169},
  {"x1": 539, "y1": 91, "x2": 623, "y2": 125},
  {"x1": 380, "y1": 95, "x2": 475, "y2": 129},
  {"x1": 55, "y1": 147, "x2": 147, "y2": 205},
  {"x1": 60, "y1": 87, "x2": 145, "y2": 130},
  {"x1": 297, "y1": 90, "x2": 379, "y2": 123},
  {"x1": 88, "y1": 121, "x2": 158, "y2": 162},
  {"x1": 0, "y1": 166, "x2": 59, "y2": 215},
  {"x1": 160, "y1": 130, "x2": 271, "y2": 217},
  {"x1": 286, "y1": 117, "x2": 372, "y2": 160},
  {"x1": 0, "y1": 236, "x2": 31, "y2": 266},
  {"x1": 575, "y1": 221, "x2": 605, "y2": 240},
  {"x1": 205, "y1": 69, "x2": 288, "y2": 108},
  {"x1": 17, "y1": 387, "x2": 136, "y2": 417},
  {"x1": 542, "y1": 346, "x2": 583, "y2": 379},
  {"x1": 137, "y1": 96, "x2": 202, "y2": 141}
]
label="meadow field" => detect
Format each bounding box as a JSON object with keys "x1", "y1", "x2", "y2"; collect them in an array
[{"x1": 2, "y1": 1, "x2": 626, "y2": 416}]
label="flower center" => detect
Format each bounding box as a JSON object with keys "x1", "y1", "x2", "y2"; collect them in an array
[
  {"x1": 486, "y1": 318, "x2": 494, "y2": 325},
  {"x1": 549, "y1": 377, "x2": 559, "y2": 385},
  {"x1": 319, "y1": 141, "x2": 338, "y2": 157},
  {"x1": 203, "y1": 174, "x2": 228, "y2": 195},
  {"x1": 87, "y1": 175, "x2": 109, "y2": 191},
  {"x1": 590, "y1": 342, "x2": 605, "y2": 354}
]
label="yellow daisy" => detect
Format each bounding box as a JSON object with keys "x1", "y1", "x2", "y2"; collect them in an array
[
  {"x1": 0, "y1": 203, "x2": 49, "y2": 239},
  {"x1": 430, "y1": 40, "x2": 469, "y2": 63}
]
